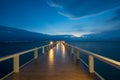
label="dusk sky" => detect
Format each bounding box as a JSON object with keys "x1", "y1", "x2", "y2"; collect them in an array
[{"x1": 0, "y1": 0, "x2": 120, "y2": 37}]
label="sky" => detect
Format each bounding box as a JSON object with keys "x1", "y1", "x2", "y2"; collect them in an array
[{"x1": 0, "y1": 0, "x2": 120, "y2": 37}]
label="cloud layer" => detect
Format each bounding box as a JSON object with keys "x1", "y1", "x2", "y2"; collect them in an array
[
  {"x1": 110, "y1": 9, "x2": 120, "y2": 21},
  {"x1": 47, "y1": 0, "x2": 120, "y2": 19}
]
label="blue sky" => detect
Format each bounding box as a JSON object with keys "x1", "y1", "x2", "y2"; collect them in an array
[{"x1": 0, "y1": 0, "x2": 120, "y2": 37}]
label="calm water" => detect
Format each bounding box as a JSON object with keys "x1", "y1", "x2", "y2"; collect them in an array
[
  {"x1": 68, "y1": 41, "x2": 120, "y2": 80},
  {"x1": 0, "y1": 41, "x2": 120, "y2": 80}
]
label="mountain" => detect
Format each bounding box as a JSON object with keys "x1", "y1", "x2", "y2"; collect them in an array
[
  {"x1": 51, "y1": 35, "x2": 77, "y2": 41},
  {"x1": 0, "y1": 25, "x2": 120, "y2": 42},
  {"x1": 0, "y1": 26, "x2": 76, "y2": 42},
  {"x1": 0, "y1": 26, "x2": 51, "y2": 42},
  {"x1": 79, "y1": 30, "x2": 120, "y2": 41}
]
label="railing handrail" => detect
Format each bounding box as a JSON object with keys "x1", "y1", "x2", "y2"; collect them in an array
[
  {"x1": 64, "y1": 43, "x2": 120, "y2": 70},
  {"x1": 0, "y1": 44, "x2": 49, "y2": 62}
]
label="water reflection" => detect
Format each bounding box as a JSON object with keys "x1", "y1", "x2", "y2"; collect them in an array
[{"x1": 49, "y1": 49, "x2": 54, "y2": 65}]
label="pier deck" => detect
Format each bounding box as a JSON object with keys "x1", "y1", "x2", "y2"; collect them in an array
[{"x1": 4, "y1": 43, "x2": 97, "y2": 80}]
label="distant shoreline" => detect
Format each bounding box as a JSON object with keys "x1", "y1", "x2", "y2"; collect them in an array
[
  {"x1": 67, "y1": 40, "x2": 120, "y2": 42},
  {"x1": 0, "y1": 41, "x2": 49, "y2": 44}
]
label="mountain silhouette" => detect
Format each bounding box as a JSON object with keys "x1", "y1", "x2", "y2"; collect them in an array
[
  {"x1": 79, "y1": 30, "x2": 120, "y2": 41},
  {"x1": 0, "y1": 25, "x2": 120, "y2": 42},
  {"x1": 0, "y1": 26, "x2": 50, "y2": 42}
]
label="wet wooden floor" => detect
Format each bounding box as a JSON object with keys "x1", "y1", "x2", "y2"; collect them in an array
[{"x1": 5, "y1": 43, "x2": 98, "y2": 80}]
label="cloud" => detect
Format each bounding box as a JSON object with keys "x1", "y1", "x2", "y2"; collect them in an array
[
  {"x1": 58, "y1": 11, "x2": 77, "y2": 19},
  {"x1": 58, "y1": 11, "x2": 94, "y2": 20},
  {"x1": 47, "y1": 0, "x2": 63, "y2": 8},
  {"x1": 47, "y1": 0, "x2": 120, "y2": 19},
  {"x1": 71, "y1": 19, "x2": 120, "y2": 35},
  {"x1": 110, "y1": 9, "x2": 120, "y2": 21},
  {"x1": 58, "y1": 9, "x2": 114, "y2": 20},
  {"x1": 105, "y1": 8, "x2": 120, "y2": 31}
]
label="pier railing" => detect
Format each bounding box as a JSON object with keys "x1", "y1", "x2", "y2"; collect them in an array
[
  {"x1": 62, "y1": 42, "x2": 120, "y2": 73},
  {"x1": 0, "y1": 42, "x2": 57, "y2": 79},
  {"x1": 1, "y1": 41, "x2": 120, "y2": 79}
]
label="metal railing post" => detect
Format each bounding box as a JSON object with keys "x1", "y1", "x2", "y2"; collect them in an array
[{"x1": 89, "y1": 55, "x2": 94, "y2": 73}]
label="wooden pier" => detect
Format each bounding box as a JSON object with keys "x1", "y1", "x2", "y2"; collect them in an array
[
  {"x1": 0, "y1": 41, "x2": 120, "y2": 80},
  {"x1": 4, "y1": 42, "x2": 95, "y2": 80}
]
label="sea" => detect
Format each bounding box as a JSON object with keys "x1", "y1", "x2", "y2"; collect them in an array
[{"x1": 0, "y1": 41, "x2": 120, "y2": 80}]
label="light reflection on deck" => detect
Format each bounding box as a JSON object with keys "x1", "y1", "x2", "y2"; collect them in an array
[
  {"x1": 62, "y1": 43, "x2": 65, "y2": 59},
  {"x1": 49, "y1": 49, "x2": 54, "y2": 65}
]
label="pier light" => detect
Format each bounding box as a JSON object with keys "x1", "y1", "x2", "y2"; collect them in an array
[{"x1": 50, "y1": 41, "x2": 53, "y2": 44}]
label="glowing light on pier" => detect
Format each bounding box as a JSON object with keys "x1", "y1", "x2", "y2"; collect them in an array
[{"x1": 50, "y1": 41, "x2": 53, "y2": 45}]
